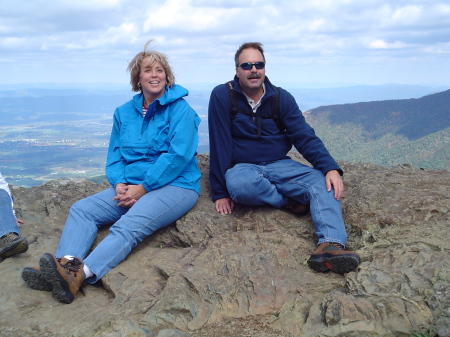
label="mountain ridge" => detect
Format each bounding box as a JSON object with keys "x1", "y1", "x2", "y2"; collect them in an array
[
  {"x1": 308, "y1": 89, "x2": 450, "y2": 140},
  {"x1": 304, "y1": 89, "x2": 450, "y2": 170}
]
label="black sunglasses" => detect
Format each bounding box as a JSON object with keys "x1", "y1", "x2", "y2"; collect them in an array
[{"x1": 238, "y1": 62, "x2": 265, "y2": 70}]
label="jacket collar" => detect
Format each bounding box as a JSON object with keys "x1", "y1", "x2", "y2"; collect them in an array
[{"x1": 132, "y1": 84, "x2": 189, "y2": 111}]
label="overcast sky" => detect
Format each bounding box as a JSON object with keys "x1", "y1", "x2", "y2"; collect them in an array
[{"x1": 1, "y1": 0, "x2": 449, "y2": 89}]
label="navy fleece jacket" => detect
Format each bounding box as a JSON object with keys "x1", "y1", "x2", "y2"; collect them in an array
[{"x1": 208, "y1": 76, "x2": 342, "y2": 202}]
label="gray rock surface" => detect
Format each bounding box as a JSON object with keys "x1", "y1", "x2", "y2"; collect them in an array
[
  {"x1": 156, "y1": 329, "x2": 190, "y2": 337},
  {"x1": 1, "y1": 153, "x2": 449, "y2": 337}
]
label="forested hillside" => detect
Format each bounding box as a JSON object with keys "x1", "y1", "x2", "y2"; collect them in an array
[{"x1": 305, "y1": 89, "x2": 450, "y2": 170}]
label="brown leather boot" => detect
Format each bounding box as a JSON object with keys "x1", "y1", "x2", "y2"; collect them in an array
[
  {"x1": 22, "y1": 267, "x2": 53, "y2": 292},
  {"x1": 39, "y1": 253, "x2": 86, "y2": 304},
  {"x1": 284, "y1": 199, "x2": 310, "y2": 216},
  {"x1": 307, "y1": 242, "x2": 360, "y2": 274}
]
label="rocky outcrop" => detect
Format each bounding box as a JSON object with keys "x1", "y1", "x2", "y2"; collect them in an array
[{"x1": 1, "y1": 153, "x2": 449, "y2": 337}]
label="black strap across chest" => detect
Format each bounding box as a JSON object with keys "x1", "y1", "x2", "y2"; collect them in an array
[{"x1": 226, "y1": 81, "x2": 284, "y2": 139}]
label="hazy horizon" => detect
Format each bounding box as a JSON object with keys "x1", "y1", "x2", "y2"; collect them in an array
[{"x1": 0, "y1": 82, "x2": 449, "y2": 92}]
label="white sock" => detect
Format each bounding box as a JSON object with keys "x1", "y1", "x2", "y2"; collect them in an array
[{"x1": 83, "y1": 265, "x2": 94, "y2": 279}]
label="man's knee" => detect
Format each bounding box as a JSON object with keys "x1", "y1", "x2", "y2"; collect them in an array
[
  {"x1": 226, "y1": 170, "x2": 263, "y2": 196},
  {"x1": 227, "y1": 180, "x2": 256, "y2": 201},
  {"x1": 307, "y1": 169, "x2": 327, "y2": 186}
]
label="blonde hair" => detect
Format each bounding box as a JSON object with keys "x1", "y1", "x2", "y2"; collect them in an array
[{"x1": 127, "y1": 40, "x2": 176, "y2": 92}]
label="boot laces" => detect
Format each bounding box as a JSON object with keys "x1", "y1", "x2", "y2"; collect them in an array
[{"x1": 57, "y1": 257, "x2": 82, "y2": 277}]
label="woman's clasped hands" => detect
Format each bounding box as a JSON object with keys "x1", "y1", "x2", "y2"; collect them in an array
[{"x1": 113, "y1": 183, "x2": 147, "y2": 208}]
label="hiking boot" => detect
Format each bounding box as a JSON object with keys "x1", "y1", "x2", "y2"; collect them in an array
[
  {"x1": 0, "y1": 232, "x2": 28, "y2": 260},
  {"x1": 39, "y1": 253, "x2": 86, "y2": 304},
  {"x1": 284, "y1": 199, "x2": 310, "y2": 216},
  {"x1": 307, "y1": 242, "x2": 360, "y2": 274},
  {"x1": 22, "y1": 267, "x2": 53, "y2": 292}
]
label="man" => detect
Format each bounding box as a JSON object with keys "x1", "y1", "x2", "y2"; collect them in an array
[
  {"x1": 0, "y1": 172, "x2": 28, "y2": 261},
  {"x1": 208, "y1": 42, "x2": 360, "y2": 274}
]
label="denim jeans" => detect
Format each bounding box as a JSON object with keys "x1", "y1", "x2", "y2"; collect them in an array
[
  {"x1": 55, "y1": 185, "x2": 198, "y2": 283},
  {"x1": 0, "y1": 189, "x2": 21, "y2": 237},
  {"x1": 225, "y1": 159, "x2": 347, "y2": 246}
]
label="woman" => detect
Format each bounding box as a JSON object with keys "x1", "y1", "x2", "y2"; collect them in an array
[{"x1": 21, "y1": 41, "x2": 201, "y2": 304}]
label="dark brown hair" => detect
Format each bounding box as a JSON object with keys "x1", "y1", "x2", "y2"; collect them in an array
[{"x1": 234, "y1": 42, "x2": 266, "y2": 67}]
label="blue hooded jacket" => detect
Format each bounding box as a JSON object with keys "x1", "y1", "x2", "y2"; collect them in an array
[{"x1": 106, "y1": 84, "x2": 201, "y2": 194}]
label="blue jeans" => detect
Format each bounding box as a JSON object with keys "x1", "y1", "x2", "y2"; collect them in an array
[
  {"x1": 0, "y1": 189, "x2": 21, "y2": 237},
  {"x1": 55, "y1": 185, "x2": 198, "y2": 283},
  {"x1": 225, "y1": 159, "x2": 347, "y2": 246}
]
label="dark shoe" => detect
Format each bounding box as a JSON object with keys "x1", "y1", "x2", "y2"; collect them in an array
[
  {"x1": 284, "y1": 199, "x2": 310, "y2": 216},
  {"x1": 0, "y1": 233, "x2": 28, "y2": 259},
  {"x1": 307, "y1": 242, "x2": 360, "y2": 274},
  {"x1": 39, "y1": 253, "x2": 86, "y2": 304},
  {"x1": 22, "y1": 267, "x2": 53, "y2": 292}
]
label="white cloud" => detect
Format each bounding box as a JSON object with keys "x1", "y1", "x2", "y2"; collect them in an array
[
  {"x1": 142, "y1": 0, "x2": 250, "y2": 34},
  {"x1": 0, "y1": 0, "x2": 449, "y2": 86},
  {"x1": 389, "y1": 5, "x2": 422, "y2": 25},
  {"x1": 423, "y1": 42, "x2": 450, "y2": 54},
  {"x1": 369, "y1": 39, "x2": 408, "y2": 49}
]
